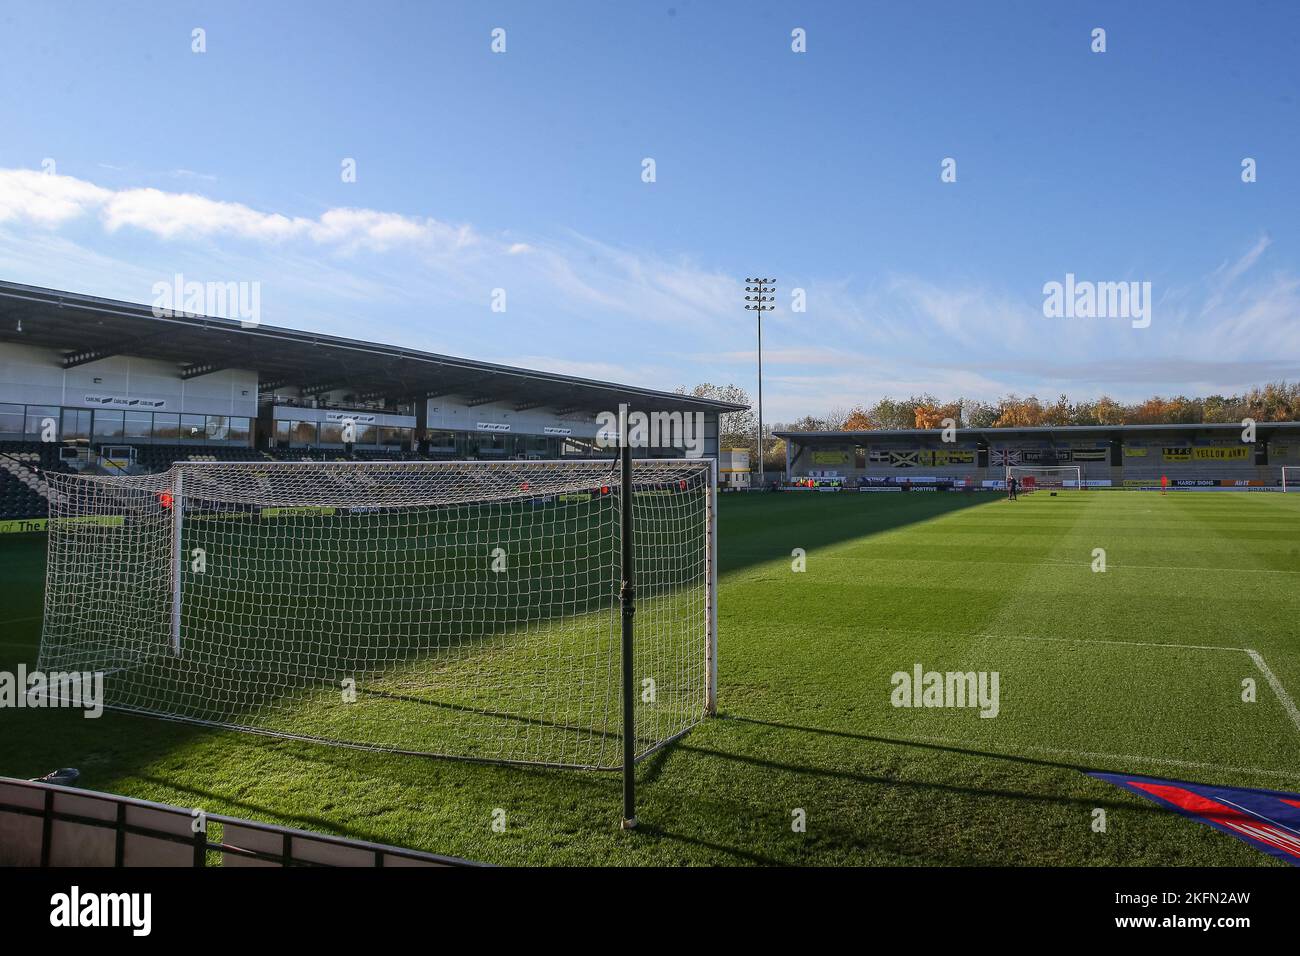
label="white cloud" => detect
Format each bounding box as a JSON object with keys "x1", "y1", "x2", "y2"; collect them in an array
[
  {"x1": 0, "y1": 169, "x2": 111, "y2": 227},
  {"x1": 0, "y1": 168, "x2": 477, "y2": 251},
  {"x1": 1, "y1": 166, "x2": 1296, "y2": 423}
]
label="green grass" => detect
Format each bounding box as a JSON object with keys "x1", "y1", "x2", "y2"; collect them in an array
[
  {"x1": 39, "y1": 492, "x2": 706, "y2": 770},
  {"x1": 2, "y1": 489, "x2": 1299, "y2": 865}
]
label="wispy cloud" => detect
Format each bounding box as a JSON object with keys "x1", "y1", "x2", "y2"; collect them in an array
[{"x1": 0, "y1": 167, "x2": 1295, "y2": 422}]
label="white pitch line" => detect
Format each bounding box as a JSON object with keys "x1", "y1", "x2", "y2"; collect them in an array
[
  {"x1": 988, "y1": 635, "x2": 1300, "y2": 736},
  {"x1": 1042, "y1": 561, "x2": 1300, "y2": 577},
  {"x1": 0, "y1": 615, "x2": 42, "y2": 626},
  {"x1": 982, "y1": 634, "x2": 1246, "y2": 653},
  {"x1": 781, "y1": 554, "x2": 1300, "y2": 576},
  {"x1": 888, "y1": 731, "x2": 1300, "y2": 781},
  {"x1": 1246, "y1": 649, "x2": 1300, "y2": 734}
]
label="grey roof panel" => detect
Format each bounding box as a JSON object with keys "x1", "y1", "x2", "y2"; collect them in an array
[{"x1": 0, "y1": 280, "x2": 747, "y2": 413}]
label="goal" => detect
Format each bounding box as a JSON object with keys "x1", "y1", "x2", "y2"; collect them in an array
[
  {"x1": 38, "y1": 457, "x2": 717, "y2": 823},
  {"x1": 1007, "y1": 465, "x2": 1083, "y2": 491},
  {"x1": 1284, "y1": 466, "x2": 1300, "y2": 492}
]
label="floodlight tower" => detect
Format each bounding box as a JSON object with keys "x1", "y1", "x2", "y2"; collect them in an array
[{"x1": 744, "y1": 278, "x2": 776, "y2": 487}]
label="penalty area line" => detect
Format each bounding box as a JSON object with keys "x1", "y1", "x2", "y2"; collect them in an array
[
  {"x1": 975, "y1": 633, "x2": 1246, "y2": 653},
  {"x1": 0, "y1": 615, "x2": 42, "y2": 627},
  {"x1": 892, "y1": 732, "x2": 1300, "y2": 783},
  {"x1": 984, "y1": 634, "x2": 1300, "y2": 736},
  {"x1": 1246, "y1": 649, "x2": 1300, "y2": 734}
]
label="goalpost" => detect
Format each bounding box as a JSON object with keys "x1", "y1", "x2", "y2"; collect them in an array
[
  {"x1": 1283, "y1": 466, "x2": 1300, "y2": 492},
  {"x1": 1006, "y1": 465, "x2": 1083, "y2": 491},
  {"x1": 38, "y1": 455, "x2": 718, "y2": 827}
]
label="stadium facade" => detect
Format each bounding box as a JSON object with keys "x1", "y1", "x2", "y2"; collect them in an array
[
  {"x1": 0, "y1": 280, "x2": 744, "y2": 524},
  {"x1": 778, "y1": 422, "x2": 1300, "y2": 489}
]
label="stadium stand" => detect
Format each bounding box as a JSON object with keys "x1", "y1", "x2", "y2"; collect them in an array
[
  {"x1": 778, "y1": 423, "x2": 1300, "y2": 491},
  {"x1": 0, "y1": 279, "x2": 743, "y2": 525}
]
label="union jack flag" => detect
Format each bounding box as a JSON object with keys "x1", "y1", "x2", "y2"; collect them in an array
[{"x1": 991, "y1": 449, "x2": 1021, "y2": 466}]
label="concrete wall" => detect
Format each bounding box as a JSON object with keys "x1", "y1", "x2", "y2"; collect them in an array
[{"x1": 0, "y1": 343, "x2": 257, "y2": 417}]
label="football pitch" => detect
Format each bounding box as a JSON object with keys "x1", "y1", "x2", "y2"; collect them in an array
[{"x1": 2, "y1": 489, "x2": 1298, "y2": 866}]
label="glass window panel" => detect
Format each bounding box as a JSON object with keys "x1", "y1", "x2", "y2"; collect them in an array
[
  {"x1": 180, "y1": 415, "x2": 206, "y2": 440},
  {"x1": 123, "y1": 412, "x2": 153, "y2": 439},
  {"x1": 0, "y1": 403, "x2": 24, "y2": 435},
  {"x1": 25, "y1": 405, "x2": 60, "y2": 438},
  {"x1": 206, "y1": 415, "x2": 230, "y2": 440},
  {"x1": 92, "y1": 410, "x2": 125, "y2": 439},
  {"x1": 290, "y1": 421, "x2": 317, "y2": 445},
  {"x1": 153, "y1": 414, "x2": 180, "y2": 440}
]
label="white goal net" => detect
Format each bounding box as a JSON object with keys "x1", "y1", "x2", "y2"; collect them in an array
[
  {"x1": 1283, "y1": 466, "x2": 1300, "y2": 492},
  {"x1": 38, "y1": 459, "x2": 717, "y2": 771},
  {"x1": 1006, "y1": 465, "x2": 1083, "y2": 491}
]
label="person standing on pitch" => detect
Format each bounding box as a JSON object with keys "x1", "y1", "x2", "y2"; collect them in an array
[
  {"x1": 1008, "y1": 474, "x2": 1018, "y2": 500},
  {"x1": 1161, "y1": 474, "x2": 1168, "y2": 496}
]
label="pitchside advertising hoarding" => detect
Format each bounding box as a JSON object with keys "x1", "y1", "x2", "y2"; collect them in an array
[
  {"x1": 1163, "y1": 446, "x2": 1253, "y2": 461},
  {"x1": 1122, "y1": 479, "x2": 1281, "y2": 491}
]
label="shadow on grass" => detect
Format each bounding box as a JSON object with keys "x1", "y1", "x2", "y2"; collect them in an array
[
  {"x1": 717, "y1": 490, "x2": 1000, "y2": 577},
  {"x1": 719, "y1": 715, "x2": 1168, "y2": 812}
]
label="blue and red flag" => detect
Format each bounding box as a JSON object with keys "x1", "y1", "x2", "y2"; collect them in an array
[{"x1": 1091, "y1": 772, "x2": 1300, "y2": 866}]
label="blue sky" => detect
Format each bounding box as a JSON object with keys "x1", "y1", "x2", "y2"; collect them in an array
[{"x1": 1, "y1": 0, "x2": 1298, "y2": 420}]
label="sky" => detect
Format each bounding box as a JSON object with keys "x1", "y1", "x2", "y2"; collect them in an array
[{"x1": 0, "y1": 0, "x2": 1298, "y2": 422}]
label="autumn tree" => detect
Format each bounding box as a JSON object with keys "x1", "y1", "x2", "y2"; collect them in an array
[
  {"x1": 914, "y1": 400, "x2": 963, "y2": 429},
  {"x1": 769, "y1": 380, "x2": 1300, "y2": 435},
  {"x1": 993, "y1": 395, "x2": 1046, "y2": 427},
  {"x1": 961, "y1": 400, "x2": 1000, "y2": 428},
  {"x1": 780, "y1": 415, "x2": 828, "y2": 432},
  {"x1": 678, "y1": 383, "x2": 755, "y2": 452},
  {"x1": 842, "y1": 405, "x2": 876, "y2": 430}
]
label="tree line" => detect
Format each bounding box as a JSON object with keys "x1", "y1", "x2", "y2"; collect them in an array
[{"x1": 680, "y1": 381, "x2": 1300, "y2": 470}]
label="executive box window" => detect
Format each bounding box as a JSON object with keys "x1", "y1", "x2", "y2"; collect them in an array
[
  {"x1": 476, "y1": 433, "x2": 510, "y2": 456},
  {"x1": 290, "y1": 421, "x2": 318, "y2": 445},
  {"x1": 0, "y1": 403, "x2": 23, "y2": 435},
  {"x1": 61, "y1": 409, "x2": 91, "y2": 441},
  {"x1": 179, "y1": 413, "x2": 206, "y2": 439},
  {"x1": 92, "y1": 410, "x2": 125, "y2": 440},
  {"x1": 227, "y1": 417, "x2": 251, "y2": 442},
  {"x1": 25, "y1": 405, "x2": 60, "y2": 439},
  {"x1": 153, "y1": 414, "x2": 181, "y2": 440},
  {"x1": 205, "y1": 416, "x2": 230, "y2": 441},
  {"x1": 124, "y1": 411, "x2": 153, "y2": 439},
  {"x1": 179, "y1": 415, "x2": 206, "y2": 440},
  {"x1": 426, "y1": 429, "x2": 456, "y2": 451}
]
